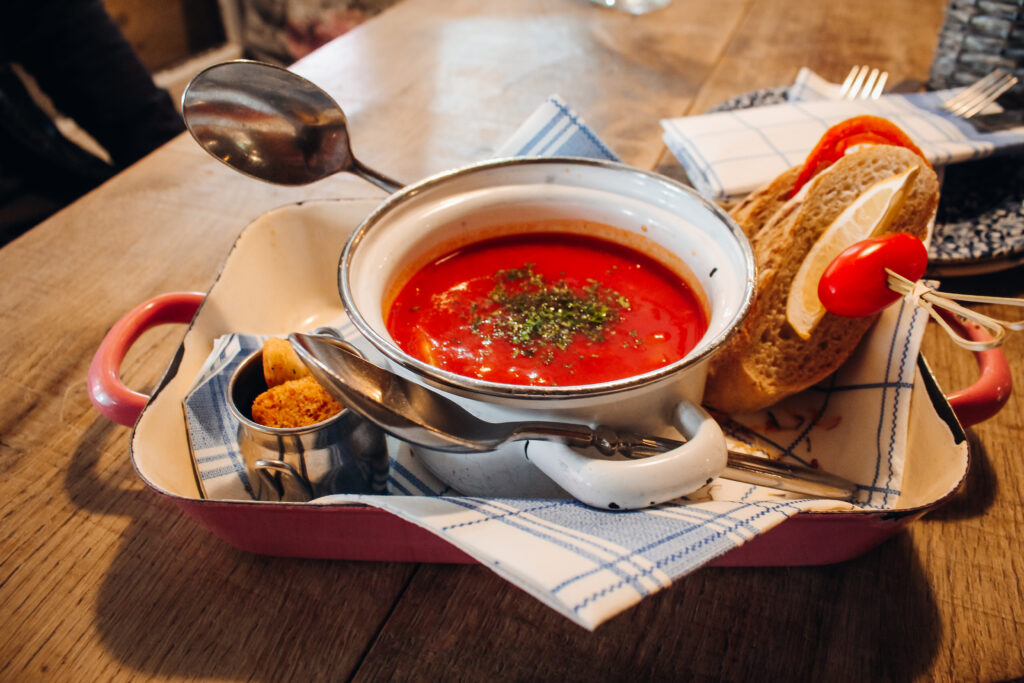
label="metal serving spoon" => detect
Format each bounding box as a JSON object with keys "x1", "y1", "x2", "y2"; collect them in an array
[
  {"x1": 181, "y1": 60, "x2": 402, "y2": 192},
  {"x1": 289, "y1": 332, "x2": 859, "y2": 501}
]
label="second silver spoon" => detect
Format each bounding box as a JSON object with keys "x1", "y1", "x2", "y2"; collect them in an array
[{"x1": 290, "y1": 332, "x2": 859, "y2": 501}]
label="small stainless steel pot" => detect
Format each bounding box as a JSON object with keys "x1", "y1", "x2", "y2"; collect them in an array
[{"x1": 227, "y1": 346, "x2": 389, "y2": 502}]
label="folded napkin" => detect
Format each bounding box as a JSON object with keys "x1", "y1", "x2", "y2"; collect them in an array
[
  {"x1": 185, "y1": 96, "x2": 929, "y2": 630},
  {"x1": 662, "y1": 67, "x2": 1024, "y2": 200}
]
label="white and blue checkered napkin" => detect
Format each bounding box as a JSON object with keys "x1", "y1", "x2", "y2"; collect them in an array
[
  {"x1": 185, "y1": 96, "x2": 931, "y2": 630},
  {"x1": 661, "y1": 67, "x2": 1024, "y2": 201},
  {"x1": 493, "y1": 95, "x2": 622, "y2": 161}
]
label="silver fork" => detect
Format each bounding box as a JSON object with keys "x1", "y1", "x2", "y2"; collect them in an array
[
  {"x1": 838, "y1": 65, "x2": 888, "y2": 100},
  {"x1": 941, "y1": 69, "x2": 1019, "y2": 119}
]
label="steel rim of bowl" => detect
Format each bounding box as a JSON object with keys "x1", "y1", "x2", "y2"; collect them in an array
[{"x1": 339, "y1": 156, "x2": 756, "y2": 401}]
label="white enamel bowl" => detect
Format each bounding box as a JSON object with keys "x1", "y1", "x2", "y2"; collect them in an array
[{"x1": 338, "y1": 158, "x2": 756, "y2": 509}]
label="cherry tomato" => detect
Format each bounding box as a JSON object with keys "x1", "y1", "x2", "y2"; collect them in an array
[
  {"x1": 791, "y1": 116, "x2": 930, "y2": 197},
  {"x1": 818, "y1": 233, "x2": 929, "y2": 317}
]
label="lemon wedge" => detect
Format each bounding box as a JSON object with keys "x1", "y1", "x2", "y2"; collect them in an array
[{"x1": 786, "y1": 164, "x2": 920, "y2": 339}]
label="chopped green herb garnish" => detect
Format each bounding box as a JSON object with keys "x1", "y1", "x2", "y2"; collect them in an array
[{"x1": 474, "y1": 263, "x2": 630, "y2": 357}]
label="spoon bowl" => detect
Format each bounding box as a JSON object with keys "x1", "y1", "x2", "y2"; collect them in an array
[{"x1": 181, "y1": 60, "x2": 402, "y2": 191}]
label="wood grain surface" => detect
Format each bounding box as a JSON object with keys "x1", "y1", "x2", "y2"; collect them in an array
[{"x1": 2, "y1": 0, "x2": 1022, "y2": 680}]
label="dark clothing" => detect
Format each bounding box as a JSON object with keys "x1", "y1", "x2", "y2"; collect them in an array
[
  {"x1": 1, "y1": 0, "x2": 185, "y2": 242},
  {"x1": 2, "y1": 0, "x2": 185, "y2": 168}
]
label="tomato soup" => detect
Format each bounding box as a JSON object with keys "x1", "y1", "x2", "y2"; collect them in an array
[{"x1": 385, "y1": 230, "x2": 708, "y2": 386}]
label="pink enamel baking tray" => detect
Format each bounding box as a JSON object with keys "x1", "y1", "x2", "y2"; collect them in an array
[{"x1": 89, "y1": 199, "x2": 1011, "y2": 566}]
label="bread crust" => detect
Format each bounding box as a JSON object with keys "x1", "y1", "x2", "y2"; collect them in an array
[
  {"x1": 727, "y1": 165, "x2": 801, "y2": 240},
  {"x1": 704, "y1": 146, "x2": 939, "y2": 413}
]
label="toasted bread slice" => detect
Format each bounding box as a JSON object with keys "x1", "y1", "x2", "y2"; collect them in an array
[{"x1": 703, "y1": 145, "x2": 939, "y2": 414}]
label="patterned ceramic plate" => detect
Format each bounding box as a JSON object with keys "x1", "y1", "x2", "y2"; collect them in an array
[
  {"x1": 928, "y1": 156, "x2": 1024, "y2": 276},
  {"x1": 707, "y1": 86, "x2": 791, "y2": 113},
  {"x1": 711, "y1": 88, "x2": 1024, "y2": 277}
]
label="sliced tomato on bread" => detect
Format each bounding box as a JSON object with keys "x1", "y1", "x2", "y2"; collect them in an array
[{"x1": 790, "y1": 115, "x2": 930, "y2": 197}]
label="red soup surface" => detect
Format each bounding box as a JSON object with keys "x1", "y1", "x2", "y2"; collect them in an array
[{"x1": 386, "y1": 231, "x2": 708, "y2": 386}]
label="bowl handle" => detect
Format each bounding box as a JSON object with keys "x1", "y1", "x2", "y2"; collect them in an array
[
  {"x1": 939, "y1": 309, "x2": 1012, "y2": 429},
  {"x1": 88, "y1": 292, "x2": 206, "y2": 426},
  {"x1": 526, "y1": 400, "x2": 726, "y2": 510}
]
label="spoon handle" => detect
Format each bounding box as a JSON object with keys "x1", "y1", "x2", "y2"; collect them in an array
[
  {"x1": 720, "y1": 452, "x2": 858, "y2": 500},
  {"x1": 350, "y1": 157, "x2": 404, "y2": 194},
  {"x1": 615, "y1": 432, "x2": 857, "y2": 500}
]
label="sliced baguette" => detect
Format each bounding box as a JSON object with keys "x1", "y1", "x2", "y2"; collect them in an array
[{"x1": 703, "y1": 145, "x2": 939, "y2": 414}]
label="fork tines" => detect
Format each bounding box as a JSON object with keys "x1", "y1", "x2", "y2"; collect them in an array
[
  {"x1": 839, "y1": 65, "x2": 888, "y2": 100},
  {"x1": 941, "y1": 69, "x2": 1020, "y2": 119}
]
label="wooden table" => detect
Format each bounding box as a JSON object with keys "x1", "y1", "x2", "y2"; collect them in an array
[{"x1": 2, "y1": 0, "x2": 1022, "y2": 679}]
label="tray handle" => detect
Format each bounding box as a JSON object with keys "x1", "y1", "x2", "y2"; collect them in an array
[
  {"x1": 88, "y1": 292, "x2": 205, "y2": 426},
  {"x1": 88, "y1": 293, "x2": 1012, "y2": 430},
  {"x1": 939, "y1": 308, "x2": 1012, "y2": 428}
]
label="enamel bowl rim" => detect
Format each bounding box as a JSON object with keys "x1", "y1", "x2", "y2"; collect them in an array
[{"x1": 338, "y1": 156, "x2": 756, "y2": 401}]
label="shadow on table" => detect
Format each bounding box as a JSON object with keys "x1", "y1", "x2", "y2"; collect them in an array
[
  {"x1": 67, "y1": 417, "x2": 416, "y2": 681},
  {"x1": 68, "y1": 415, "x2": 943, "y2": 682},
  {"x1": 350, "y1": 535, "x2": 941, "y2": 682},
  {"x1": 923, "y1": 430, "x2": 997, "y2": 521}
]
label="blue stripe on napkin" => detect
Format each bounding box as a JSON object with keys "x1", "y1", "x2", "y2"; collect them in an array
[{"x1": 494, "y1": 95, "x2": 620, "y2": 161}]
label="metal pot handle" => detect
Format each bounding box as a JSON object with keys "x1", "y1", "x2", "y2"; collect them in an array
[
  {"x1": 526, "y1": 400, "x2": 726, "y2": 510},
  {"x1": 254, "y1": 459, "x2": 315, "y2": 502}
]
